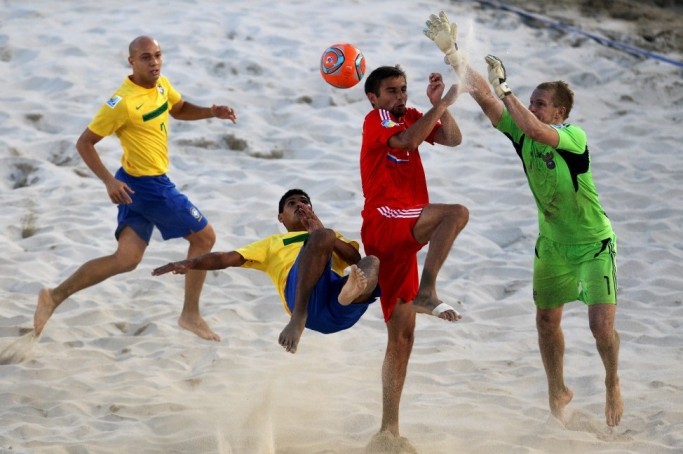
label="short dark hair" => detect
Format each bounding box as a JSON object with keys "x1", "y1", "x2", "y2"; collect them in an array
[
  {"x1": 537, "y1": 80, "x2": 574, "y2": 120},
  {"x1": 278, "y1": 189, "x2": 311, "y2": 213},
  {"x1": 364, "y1": 65, "x2": 407, "y2": 96}
]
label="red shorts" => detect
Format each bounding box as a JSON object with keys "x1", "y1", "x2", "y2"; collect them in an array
[{"x1": 361, "y1": 206, "x2": 425, "y2": 321}]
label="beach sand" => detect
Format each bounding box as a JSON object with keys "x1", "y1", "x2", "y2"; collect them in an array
[{"x1": 1, "y1": 0, "x2": 682, "y2": 452}]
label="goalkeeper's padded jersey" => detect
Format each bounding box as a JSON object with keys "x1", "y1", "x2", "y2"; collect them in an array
[{"x1": 497, "y1": 109, "x2": 613, "y2": 244}]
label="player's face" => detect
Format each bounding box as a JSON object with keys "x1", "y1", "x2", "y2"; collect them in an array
[
  {"x1": 529, "y1": 88, "x2": 564, "y2": 125},
  {"x1": 375, "y1": 76, "x2": 408, "y2": 118},
  {"x1": 129, "y1": 39, "x2": 163, "y2": 88},
  {"x1": 278, "y1": 195, "x2": 312, "y2": 231}
]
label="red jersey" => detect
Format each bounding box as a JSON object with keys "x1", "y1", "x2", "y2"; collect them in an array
[{"x1": 360, "y1": 107, "x2": 439, "y2": 214}]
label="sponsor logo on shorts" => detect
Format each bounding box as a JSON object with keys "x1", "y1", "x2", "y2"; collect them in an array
[{"x1": 190, "y1": 207, "x2": 203, "y2": 222}]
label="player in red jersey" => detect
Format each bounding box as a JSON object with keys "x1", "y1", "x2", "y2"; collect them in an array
[{"x1": 360, "y1": 65, "x2": 469, "y2": 445}]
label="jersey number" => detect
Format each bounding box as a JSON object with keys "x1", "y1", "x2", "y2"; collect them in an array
[{"x1": 603, "y1": 276, "x2": 611, "y2": 295}]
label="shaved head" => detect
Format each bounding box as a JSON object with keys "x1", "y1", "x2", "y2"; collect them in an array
[
  {"x1": 129, "y1": 35, "x2": 159, "y2": 57},
  {"x1": 127, "y1": 35, "x2": 163, "y2": 88}
]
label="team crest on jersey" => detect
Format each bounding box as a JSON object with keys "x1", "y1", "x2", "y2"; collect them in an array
[
  {"x1": 533, "y1": 150, "x2": 556, "y2": 170},
  {"x1": 106, "y1": 95, "x2": 122, "y2": 108},
  {"x1": 157, "y1": 84, "x2": 165, "y2": 95}
]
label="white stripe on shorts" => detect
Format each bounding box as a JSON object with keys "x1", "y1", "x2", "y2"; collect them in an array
[{"x1": 377, "y1": 206, "x2": 422, "y2": 219}]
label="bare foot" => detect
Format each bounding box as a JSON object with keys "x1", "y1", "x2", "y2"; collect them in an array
[
  {"x1": 177, "y1": 314, "x2": 221, "y2": 341},
  {"x1": 549, "y1": 386, "x2": 574, "y2": 424},
  {"x1": 338, "y1": 265, "x2": 368, "y2": 306},
  {"x1": 34, "y1": 288, "x2": 58, "y2": 335},
  {"x1": 278, "y1": 317, "x2": 306, "y2": 354},
  {"x1": 606, "y1": 379, "x2": 623, "y2": 427},
  {"x1": 413, "y1": 292, "x2": 461, "y2": 322}
]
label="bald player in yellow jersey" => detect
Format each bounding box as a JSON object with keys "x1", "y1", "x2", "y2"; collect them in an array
[{"x1": 34, "y1": 36, "x2": 237, "y2": 341}]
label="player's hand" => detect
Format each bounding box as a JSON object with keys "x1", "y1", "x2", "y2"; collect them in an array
[
  {"x1": 152, "y1": 260, "x2": 192, "y2": 276},
  {"x1": 485, "y1": 55, "x2": 512, "y2": 99},
  {"x1": 211, "y1": 104, "x2": 237, "y2": 123},
  {"x1": 297, "y1": 205, "x2": 324, "y2": 232},
  {"x1": 105, "y1": 177, "x2": 134, "y2": 205},
  {"x1": 426, "y1": 72, "x2": 445, "y2": 103},
  {"x1": 423, "y1": 11, "x2": 462, "y2": 69}
]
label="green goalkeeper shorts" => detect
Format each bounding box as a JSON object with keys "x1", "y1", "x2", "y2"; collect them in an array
[{"x1": 533, "y1": 234, "x2": 617, "y2": 310}]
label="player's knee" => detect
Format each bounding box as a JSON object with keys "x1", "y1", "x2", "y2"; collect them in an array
[
  {"x1": 116, "y1": 251, "x2": 144, "y2": 272},
  {"x1": 536, "y1": 310, "x2": 561, "y2": 334},
  {"x1": 191, "y1": 224, "x2": 216, "y2": 250},
  {"x1": 364, "y1": 254, "x2": 380, "y2": 270},
  {"x1": 589, "y1": 318, "x2": 614, "y2": 343},
  {"x1": 309, "y1": 228, "x2": 337, "y2": 248},
  {"x1": 451, "y1": 203, "x2": 469, "y2": 227}
]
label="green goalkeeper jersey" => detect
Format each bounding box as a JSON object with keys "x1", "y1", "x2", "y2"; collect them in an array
[{"x1": 496, "y1": 109, "x2": 613, "y2": 244}]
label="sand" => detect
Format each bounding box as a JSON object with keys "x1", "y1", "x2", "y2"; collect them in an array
[{"x1": 1, "y1": 0, "x2": 682, "y2": 453}]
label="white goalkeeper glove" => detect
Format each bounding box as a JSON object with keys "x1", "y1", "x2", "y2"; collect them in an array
[
  {"x1": 485, "y1": 55, "x2": 512, "y2": 99},
  {"x1": 423, "y1": 11, "x2": 464, "y2": 70}
]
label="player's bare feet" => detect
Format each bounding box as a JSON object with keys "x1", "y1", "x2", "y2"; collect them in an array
[
  {"x1": 413, "y1": 291, "x2": 461, "y2": 322},
  {"x1": 34, "y1": 288, "x2": 58, "y2": 335},
  {"x1": 178, "y1": 314, "x2": 220, "y2": 341},
  {"x1": 278, "y1": 317, "x2": 306, "y2": 354},
  {"x1": 606, "y1": 379, "x2": 623, "y2": 426},
  {"x1": 549, "y1": 386, "x2": 574, "y2": 424},
  {"x1": 338, "y1": 265, "x2": 368, "y2": 306}
]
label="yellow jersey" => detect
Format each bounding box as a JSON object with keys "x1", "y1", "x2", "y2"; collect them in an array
[
  {"x1": 88, "y1": 75, "x2": 182, "y2": 176},
  {"x1": 237, "y1": 231, "x2": 359, "y2": 314}
]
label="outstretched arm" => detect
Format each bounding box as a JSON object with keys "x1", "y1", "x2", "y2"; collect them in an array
[
  {"x1": 169, "y1": 99, "x2": 237, "y2": 123},
  {"x1": 485, "y1": 56, "x2": 560, "y2": 147},
  {"x1": 152, "y1": 251, "x2": 246, "y2": 276},
  {"x1": 423, "y1": 11, "x2": 503, "y2": 128},
  {"x1": 466, "y1": 66, "x2": 504, "y2": 127}
]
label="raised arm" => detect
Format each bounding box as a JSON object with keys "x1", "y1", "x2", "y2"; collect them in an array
[
  {"x1": 424, "y1": 11, "x2": 503, "y2": 128},
  {"x1": 152, "y1": 251, "x2": 246, "y2": 276},
  {"x1": 388, "y1": 83, "x2": 459, "y2": 150},
  {"x1": 428, "y1": 73, "x2": 462, "y2": 147},
  {"x1": 485, "y1": 56, "x2": 560, "y2": 147},
  {"x1": 465, "y1": 65, "x2": 504, "y2": 127}
]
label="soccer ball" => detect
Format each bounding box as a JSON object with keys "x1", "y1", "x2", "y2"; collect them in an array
[{"x1": 320, "y1": 43, "x2": 366, "y2": 89}]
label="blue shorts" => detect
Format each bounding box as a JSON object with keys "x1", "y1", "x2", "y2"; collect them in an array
[
  {"x1": 114, "y1": 168, "x2": 209, "y2": 243},
  {"x1": 284, "y1": 251, "x2": 379, "y2": 334}
]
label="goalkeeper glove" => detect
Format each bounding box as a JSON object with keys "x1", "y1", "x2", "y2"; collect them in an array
[
  {"x1": 423, "y1": 11, "x2": 463, "y2": 70},
  {"x1": 485, "y1": 55, "x2": 512, "y2": 99}
]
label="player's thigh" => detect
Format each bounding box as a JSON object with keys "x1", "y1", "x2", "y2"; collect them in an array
[{"x1": 533, "y1": 236, "x2": 578, "y2": 309}]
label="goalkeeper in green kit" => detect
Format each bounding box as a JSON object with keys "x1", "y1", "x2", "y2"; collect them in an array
[{"x1": 423, "y1": 11, "x2": 623, "y2": 427}]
